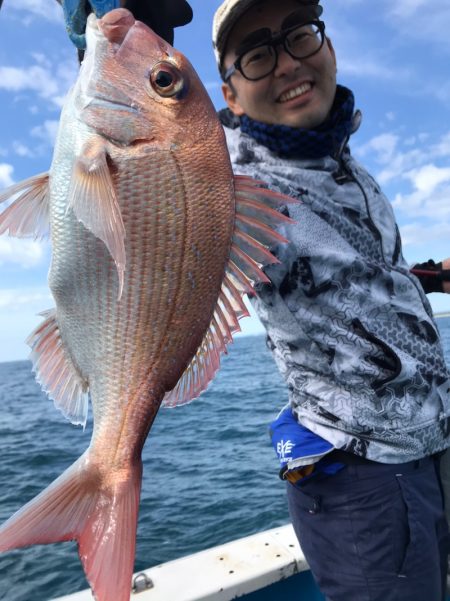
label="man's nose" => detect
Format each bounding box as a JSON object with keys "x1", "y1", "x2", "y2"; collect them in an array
[{"x1": 274, "y1": 47, "x2": 301, "y2": 77}]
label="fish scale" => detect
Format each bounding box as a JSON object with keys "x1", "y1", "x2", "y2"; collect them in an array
[{"x1": 0, "y1": 8, "x2": 299, "y2": 601}]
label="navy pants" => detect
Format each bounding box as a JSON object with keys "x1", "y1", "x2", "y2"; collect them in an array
[{"x1": 287, "y1": 456, "x2": 449, "y2": 601}]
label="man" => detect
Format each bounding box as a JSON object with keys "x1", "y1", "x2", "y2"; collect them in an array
[{"x1": 212, "y1": 1, "x2": 450, "y2": 600}]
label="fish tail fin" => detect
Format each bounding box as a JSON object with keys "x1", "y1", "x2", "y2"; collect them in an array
[
  {"x1": 79, "y1": 461, "x2": 143, "y2": 601},
  {"x1": 0, "y1": 452, "x2": 143, "y2": 601}
]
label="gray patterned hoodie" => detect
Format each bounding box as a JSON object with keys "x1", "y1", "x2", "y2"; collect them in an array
[{"x1": 221, "y1": 110, "x2": 450, "y2": 463}]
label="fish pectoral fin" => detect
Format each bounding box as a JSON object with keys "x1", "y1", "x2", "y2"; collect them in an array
[
  {"x1": 68, "y1": 137, "x2": 126, "y2": 300},
  {"x1": 163, "y1": 175, "x2": 297, "y2": 408},
  {"x1": 0, "y1": 172, "x2": 50, "y2": 239},
  {"x1": 0, "y1": 452, "x2": 142, "y2": 601},
  {"x1": 27, "y1": 308, "x2": 89, "y2": 427}
]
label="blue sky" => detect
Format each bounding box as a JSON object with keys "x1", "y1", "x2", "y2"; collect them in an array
[{"x1": 0, "y1": 0, "x2": 449, "y2": 361}]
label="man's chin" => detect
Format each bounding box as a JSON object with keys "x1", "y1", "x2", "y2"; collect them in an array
[{"x1": 279, "y1": 109, "x2": 330, "y2": 130}]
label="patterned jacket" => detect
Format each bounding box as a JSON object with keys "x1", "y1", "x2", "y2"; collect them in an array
[{"x1": 222, "y1": 111, "x2": 450, "y2": 463}]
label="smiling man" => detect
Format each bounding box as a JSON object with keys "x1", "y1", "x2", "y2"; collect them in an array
[
  {"x1": 220, "y1": 0, "x2": 336, "y2": 128},
  {"x1": 213, "y1": 1, "x2": 450, "y2": 600}
]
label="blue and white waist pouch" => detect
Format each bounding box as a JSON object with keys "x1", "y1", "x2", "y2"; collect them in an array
[{"x1": 269, "y1": 405, "x2": 343, "y2": 483}]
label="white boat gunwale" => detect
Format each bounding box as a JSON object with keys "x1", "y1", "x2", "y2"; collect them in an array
[{"x1": 52, "y1": 523, "x2": 310, "y2": 601}]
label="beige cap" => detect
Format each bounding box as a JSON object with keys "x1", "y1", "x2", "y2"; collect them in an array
[{"x1": 212, "y1": 0, "x2": 323, "y2": 72}]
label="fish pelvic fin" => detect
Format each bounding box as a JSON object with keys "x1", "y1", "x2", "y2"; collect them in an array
[
  {"x1": 0, "y1": 172, "x2": 50, "y2": 239},
  {"x1": 162, "y1": 175, "x2": 298, "y2": 408},
  {"x1": 27, "y1": 308, "x2": 90, "y2": 427},
  {"x1": 68, "y1": 137, "x2": 126, "y2": 300},
  {"x1": 0, "y1": 452, "x2": 143, "y2": 601}
]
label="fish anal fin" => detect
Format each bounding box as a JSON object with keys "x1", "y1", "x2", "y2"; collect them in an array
[
  {"x1": 230, "y1": 175, "x2": 299, "y2": 285},
  {"x1": 235, "y1": 213, "x2": 288, "y2": 246},
  {"x1": 68, "y1": 137, "x2": 126, "y2": 299},
  {"x1": 162, "y1": 277, "x2": 250, "y2": 408},
  {"x1": 162, "y1": 328, "x2": 221, "y2": 408},
  {"x1": 163, "y1": 175, "x2": 296, "y2": 408},
  {"x1": 0, "y1": 453, "x2": 142, "y2": 601},
  {"x1": 0, "y1": 172, "x2": 50, "y2": 239},
  {"x1": 234, "y1": 174, "x2": 300, "y2": 207},
  {"x1": 27, "y1": 309, "x2": 89, "y2": 427}
]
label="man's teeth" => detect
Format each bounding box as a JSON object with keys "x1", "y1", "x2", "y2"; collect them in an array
[{"x1": 279, "y1": 83, "x2": 312, "y2": 102}]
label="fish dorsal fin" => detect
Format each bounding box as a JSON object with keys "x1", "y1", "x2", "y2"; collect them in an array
[
  {"x1": 68, "y1": 138, "x2": 126, "y2": 299},
  {"x1": 27, "y1": 309, "x2": 90, "y2": 427},
  {"x1": 162, "y1": 175, "x2": 298, "y2": 408},
  {"x1": 0, "y1": 172, "x2": 50, "y2": 239}
]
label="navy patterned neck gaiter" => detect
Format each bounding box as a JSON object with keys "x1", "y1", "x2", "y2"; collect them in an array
[{"x1": 240, "y1": 85, "x2": 356, "y2": 160}]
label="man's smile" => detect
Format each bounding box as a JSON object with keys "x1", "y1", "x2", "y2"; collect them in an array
[{"x1": 277, "y1": 81, "x2": 313, "y2": 103}]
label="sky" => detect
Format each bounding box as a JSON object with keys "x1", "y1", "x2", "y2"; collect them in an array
[{"x1": 0, "y1": 0, "x2": 449, "y2": 361}]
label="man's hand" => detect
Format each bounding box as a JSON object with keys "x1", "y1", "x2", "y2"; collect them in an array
[
  {"x1": 442, "y1": 258, "x2": 450, "y2": 293},
  {"x1": 56, "y1": 0, "x2": 193, "y2": 49},
  {"x1": 124, "y1": 0, "x2": 193, "y2": 45},
  {"x1": 410, "y1": 259, "x2": 450, "y2": 294}
]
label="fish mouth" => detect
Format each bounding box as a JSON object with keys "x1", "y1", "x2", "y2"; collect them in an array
[
  {"x1": 277, "y1": 81, "x2": 313, "y2": 103},
  {"x1": 86, "y1": 95, "x2": 140, "y2": 115}
]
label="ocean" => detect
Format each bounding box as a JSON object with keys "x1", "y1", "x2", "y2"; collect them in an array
[{"x1": 1, "y1": 321, "x2": 450, "y2": 601}]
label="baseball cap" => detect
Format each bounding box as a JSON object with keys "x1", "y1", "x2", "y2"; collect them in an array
[{"x1": 212, "y1": 0, "x2": 323, "y2": 71}]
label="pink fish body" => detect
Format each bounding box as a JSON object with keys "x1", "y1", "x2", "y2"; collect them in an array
[{"x1": 0, "y1": 9, "x2": 296, "y2": 601}]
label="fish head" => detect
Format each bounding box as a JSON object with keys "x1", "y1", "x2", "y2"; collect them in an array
[{"x1": 75, "y1": 8, "x2": 219, "y2": 147}]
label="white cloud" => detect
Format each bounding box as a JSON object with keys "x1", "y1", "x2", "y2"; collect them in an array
[
  {"x1": 400, "y1": 222, "x2": 450, "y2": 247},
  {"x1": 388, "y1": 0, "x2": 428, "y2": 18},
  {"x1": 393, "y1": 181, "x2": 450, "y2": 220},
  {"x1": 354, "y1": 133, "x2": 427, "y2": 185},
  {"x1": 356, "y1": 133, "x2": 400, "y2": 162},
  {"x1": 0, "y1": 237, "x2": 48, "y2": 268},
  {"x1": 31, "y1": 120, "x2": 60, "y2": 146},
  {"x1": 0, "y1": 64, "x2": 60, "y2": 107},
  {"x1": 0, "y1": 286, "x2": 53, "y2": 362},
  {"x1": 355, "y1": 129, "x2": 450, "y2": 230},
  {"x1": 384, "y1": 0, "x2": 450, "y2": 50},
  {"x1": 0, "y1": 56, "x2": 77, "y2": 109},
  {"x1": 432, "y1": 132, "x2": 450, "y2": 157},
  {"x1": 0, "y1": 285, "x2": 53, "y2": 362},
  {"x1": 338, "y1": 58, "x2": 405, "y2": 81},
  {"x1": 13, "y1": 141, "x2": 34, "y2": 158},
  {"x1": 391, "y1": 160, "x2": 450, "y2": 221},
  {"x1": 0, "y1": 287, "x2": 52, "y2": 311},
  {"x1": 9, "y1": 0, "x2": 63, "y2": 23},
  {"x1": 0, "y1": 164, "x2": 15, "y2": 188},
  {"x1": 405, "y1": 164, "x2": 450, "y2": 194}
]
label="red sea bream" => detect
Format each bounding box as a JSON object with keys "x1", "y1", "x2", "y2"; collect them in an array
[{"x1": 0, "y1": 9, "x2": 296, "y2": 601}]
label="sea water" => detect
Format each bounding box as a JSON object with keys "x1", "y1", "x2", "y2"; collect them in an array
[{"x1": 0, "y1": 321, "x2": 449, "y2": 601}]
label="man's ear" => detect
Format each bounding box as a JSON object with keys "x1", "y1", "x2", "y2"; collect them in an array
[{"x1": 221, "y1": 82, "x2": 245, "y2": 116}]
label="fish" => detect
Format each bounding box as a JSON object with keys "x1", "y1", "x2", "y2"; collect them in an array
[{"x1": 0, "y1": 8, "x2": 297, "y2": 601}]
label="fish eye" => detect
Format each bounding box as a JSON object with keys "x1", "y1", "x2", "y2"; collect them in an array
[{"x1": 149, "y1": 62, "x2": 184, "y2": 98}]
